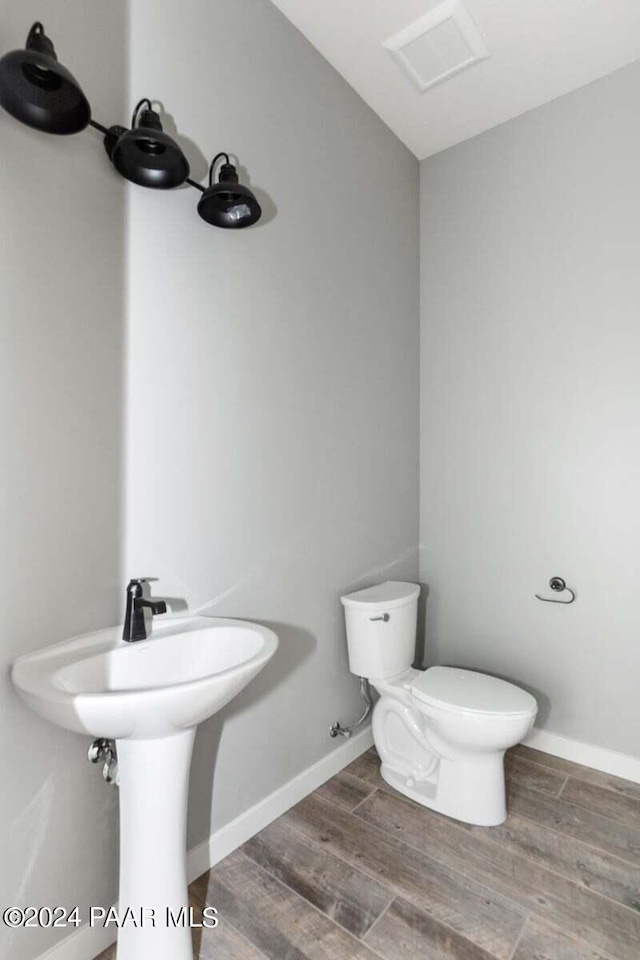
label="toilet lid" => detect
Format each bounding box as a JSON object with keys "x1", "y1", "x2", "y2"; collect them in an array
[
  {"x1": 341, "y1": 580, "x2": 420, "y2": 610},
  {"x1": 411, "y1": 667, "x2": 537, "y2": 717}
]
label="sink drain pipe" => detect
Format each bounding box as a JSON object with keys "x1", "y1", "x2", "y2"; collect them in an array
[{"x1": 329, "y1": 677, "x2": 372, "y2": 738}]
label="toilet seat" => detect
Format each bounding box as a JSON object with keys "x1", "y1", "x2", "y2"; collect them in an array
[{"x1": 411, "y1": 666, "x2": 537, "y2": 719}]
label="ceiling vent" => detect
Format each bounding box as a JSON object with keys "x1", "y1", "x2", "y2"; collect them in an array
[{"x1": 384, "y1": 0, "x2": 490, "y2": 94}]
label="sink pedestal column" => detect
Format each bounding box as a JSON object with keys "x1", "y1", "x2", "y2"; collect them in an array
[{"x1": 115, "y1": 729, "x2": 196, "y2": 960}]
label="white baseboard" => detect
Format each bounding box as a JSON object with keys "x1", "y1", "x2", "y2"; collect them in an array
[
  {"x1": 524, "y1": 727, "x2": 640, "y2": 784},
  {"x1": 34, "y1": 727, "x2": 374, "y2": 960},
  {"x1": 187, "y1": 725, "x2": 374, "y2": 881},
  {"x1": 34, "y1": 922, "x2": 116, "y2": 960}
]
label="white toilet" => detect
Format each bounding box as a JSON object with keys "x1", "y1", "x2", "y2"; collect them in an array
[{"x1": 341, "y1": 581, "x2": 537, "y2": 826}]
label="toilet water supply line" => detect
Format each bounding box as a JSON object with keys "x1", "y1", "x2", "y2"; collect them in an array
[{"x1": 330, "y1": 677, "x2": 373, "y2": 738}]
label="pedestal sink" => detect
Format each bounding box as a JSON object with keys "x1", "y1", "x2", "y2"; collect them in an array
[{"x1": 11, "y1": 615, "x2": 278, "y2": 960}]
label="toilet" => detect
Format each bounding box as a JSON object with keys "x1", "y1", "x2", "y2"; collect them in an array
[{"x1": 341, "y1": 581, "x2": 537, "y2": 826}]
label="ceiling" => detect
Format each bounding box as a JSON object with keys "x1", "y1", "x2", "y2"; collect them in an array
[{"x1": 268, "y1": 0, "x2": 640, "y2": 159}]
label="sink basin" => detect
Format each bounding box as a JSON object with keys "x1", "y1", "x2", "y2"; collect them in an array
[
  {"x1": 12, "y1": 616, "x2": 278, "y2": 739},
  {"x1": 12, "y1": 615, "x2": 278, "y2": 960}
]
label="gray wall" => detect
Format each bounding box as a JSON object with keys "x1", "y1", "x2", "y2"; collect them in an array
[
  {"x1": 0, "y1": 3, "x2": 128, "y2": 958},
  {"x1": 420, "y1": 59, "x2": 640, "y2": 756},
  {"x1": 127, "y1": 0, "x2": 419, "y2": 844}
]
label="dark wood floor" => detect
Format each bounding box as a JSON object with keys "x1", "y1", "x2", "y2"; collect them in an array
[{"x1": 96, "y1": 745, "x2": 640, "y2": 960}]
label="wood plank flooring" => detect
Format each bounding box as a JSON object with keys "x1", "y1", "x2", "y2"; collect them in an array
[{"x1": 95, "y1": 745, "x2": 640, "y2": 960}]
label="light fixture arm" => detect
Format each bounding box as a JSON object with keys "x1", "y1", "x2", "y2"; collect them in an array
[
  {"x1": 208, "y1": 152, "x2": 230, "y2": 185},
  {"x1": 131, "y1": 97, "x2": 153, "y2": 128},
  {"x1": 25, "y1": 22, "x2": 56, "y2": 60},
  {"x1": 88, "y1": 118, "x2": 111, "y2": 137},
  {"x1": 27, "y1": 22, "x2": 44, "y2": 41},
  {"x1": 27, "y1": 23, "x2": 47, "y2": 49}
]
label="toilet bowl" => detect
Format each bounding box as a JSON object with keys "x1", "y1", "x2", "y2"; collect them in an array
[{"x1": 341, "y1": 581, "x2": 537, "y2": 826}]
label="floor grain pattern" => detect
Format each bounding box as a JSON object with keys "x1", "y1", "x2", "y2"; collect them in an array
[
  {"x1": 93, "y1": 745, "x2": 640, "y2": 960},
  {"x1": 242, "y1": 817, "x2": 393, "y2": 937}
]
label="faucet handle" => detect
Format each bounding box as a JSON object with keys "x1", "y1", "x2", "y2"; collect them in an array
[
  {"x1": 126, "y1": 577, "x2": 161, "y2": 597},
  {"x1": 126, "y1": 580, "x2": 166, "y2": 614},
  {"x1": 145, "y1": 599, "x2": 167, "y2": 616}
]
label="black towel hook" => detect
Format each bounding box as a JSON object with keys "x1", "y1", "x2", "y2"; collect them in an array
[{"x1": 535, "y1": 577, "x2": 575, "y2": 604}]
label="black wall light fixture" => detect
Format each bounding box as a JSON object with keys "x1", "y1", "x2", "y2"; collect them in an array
[
  {"x1": 0, "y1": 23, "x2": 90, "y2": 134},
  {"x1": 105, "y1": 99, "x2": 190, "y2": 189},
  {"x1": 197, "y1": 154, "x2": 262, "y2": 228},
  {"x1": 0, "y1": 23, "x2": 263, "y2": 228}
]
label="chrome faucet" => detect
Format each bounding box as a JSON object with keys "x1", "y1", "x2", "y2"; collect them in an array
[{"x1": 123, "y1": 578, "x2": 167, "y2": 642}]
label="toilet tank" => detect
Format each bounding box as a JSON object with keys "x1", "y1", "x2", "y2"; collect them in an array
[{"x1": 340, "y1": 581, "x2": 420, "y2": 680}]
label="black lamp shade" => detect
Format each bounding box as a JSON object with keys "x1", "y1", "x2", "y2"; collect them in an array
[
  {"x1": 108, "y1": 107, "x2": 189, "y2": 189},
  {"x1": 198, "y1": 161, "x2": 261, "y2": 229},
  {"x1": 0, "y1": 23, "x2": 90, "y2": 134}
]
